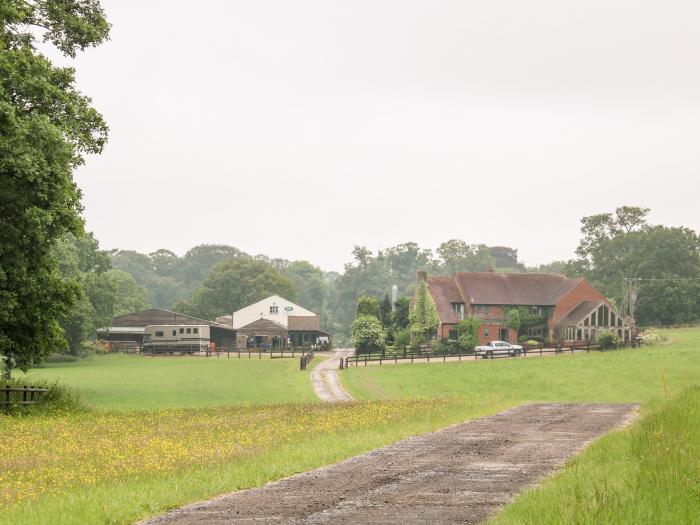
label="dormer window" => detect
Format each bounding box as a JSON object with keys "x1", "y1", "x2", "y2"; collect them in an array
[{"x1": 270, "y1": 305, "x2": 279, "y2": 314}]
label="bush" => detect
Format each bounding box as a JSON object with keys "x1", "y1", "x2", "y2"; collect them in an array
[
  {"x1": 351, "y1": 315, "x2": 386, "y2": 353},
  {"x1": 433, "y1": 341, "x2": 449, "y2": 354},
  {"x1": 393, "y1": 328, "x2": 410, "y2": 349},
  {"x1": 598, "y1": 332, "x2": 620, "y2": 350},
  {"x1": 518, "y1": 335, "x2": 529, "y2": 343},
  {"x1": 526, "y1": 339, "x2": 541, "y2": 346},
  {"x1": 44, "y1": 353, "x2": 81, "y2": 364}
]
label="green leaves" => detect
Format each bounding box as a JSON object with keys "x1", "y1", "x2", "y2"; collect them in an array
[
  {"x1": 409, "y1": 279, "x2": 438, "y2": 345},
  {"x1": 351, "y1": 315, "x2": 386, "y2": 352},
  {"x1": 0, "y1": 0, "x2": 109, "y2": 374}
]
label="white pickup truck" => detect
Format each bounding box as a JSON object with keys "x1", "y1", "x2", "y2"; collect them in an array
[{"x1": 475, "y1": 341, "x2": 523, "y2": 358}]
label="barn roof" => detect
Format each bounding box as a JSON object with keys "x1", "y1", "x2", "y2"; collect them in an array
[
  {"x1": 109, "y1": 308, "x2": 233, "y2": 330},
  {"x1": 237, "y1": 317, "x2": 288, "y2": 336}
]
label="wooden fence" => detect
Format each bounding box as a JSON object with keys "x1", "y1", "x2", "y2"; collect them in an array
[
  {"x1": 300, "y1": 349, "x2": 315, "y2": 370},
  {"x1": 1, "y1": 385, "x2": 48, "y2": 407},
  {"x1": 344, "y1": 340, "x2": 642, "y2": 368},
  {"x1": 142, "y1": 346, "x2": 314, "y2": 358}
]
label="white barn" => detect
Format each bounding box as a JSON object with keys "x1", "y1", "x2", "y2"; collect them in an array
[
  {"x1": 228, "y1": 295, "x2": 316, "y2": 329},
  {"x1": 216, "y1": 296, "x2": 329, "y2": 348}
]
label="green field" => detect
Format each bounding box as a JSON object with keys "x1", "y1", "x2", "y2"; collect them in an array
[
  {"x1": 3, "y1": 328, "x2": 699, "y2": 524},
  {"x1": 342, "y1": 327, "x2": 700, "y2": 524},
  {"x1": 16, "y1": 354, "x2": 316, "y2": 409},
  {"x1": 343, "y1": 328, "x2": 700, "y2": 410}
]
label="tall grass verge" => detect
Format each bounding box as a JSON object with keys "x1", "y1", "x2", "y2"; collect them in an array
[{"x1": 490, "y1": 386, "x2": 700, "y2": 524}]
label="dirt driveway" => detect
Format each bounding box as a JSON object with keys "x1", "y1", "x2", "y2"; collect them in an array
[
  {"x1": 142, "y1": 403, "x2": 637, "y2": 524},
  {"x1": 311, "y1": 349, "x2": 354, "y2": 402}
]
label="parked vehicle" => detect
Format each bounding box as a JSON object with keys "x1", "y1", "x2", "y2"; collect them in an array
[
  {"x1": 475, "y1": 341, "x2": 523, "y2": 359},
  {"x1": 142, "y1": 324, "x2": 210, "y2": 355}
]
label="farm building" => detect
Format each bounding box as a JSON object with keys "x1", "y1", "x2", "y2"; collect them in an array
[
  {"x1": 97, "y1": 308, "x2": 236, "y2": 350},
  {"x1": 216, "y1": 295, "x2": 330, "y2": 348},
  {"x1": 419, "y1": 271, "x2": 633, "y2": 345}
]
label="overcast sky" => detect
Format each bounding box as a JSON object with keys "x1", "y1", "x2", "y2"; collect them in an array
[{"x1": 60, "y1": 0, "x2": 700, "y2": 271}]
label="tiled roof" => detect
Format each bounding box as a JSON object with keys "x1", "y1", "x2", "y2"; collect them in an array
[
  {"x1": 237, "y1": 317, "x2": 288, "y2": 336},
  {"x1": 288, "y1": 315, "x2": 321, "y2": 331},
  {"x1": 427, "y1": 277, "x2": 465, "y2": 324},
  {"x1": 455, "y1": 272, "x2": 582, "y2": 306},
  {"x1": 557, "y1": 300, "x2": 602, "y2": 327}
]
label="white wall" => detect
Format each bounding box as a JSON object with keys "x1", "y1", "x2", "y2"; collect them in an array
[{"x1": 231, "y1": 296, "x2": 316, "y2": 329}]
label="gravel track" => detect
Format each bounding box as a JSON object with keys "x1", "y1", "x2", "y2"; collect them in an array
[
  {"x1": 310, "y1": 349, "x2": 354, "y2": 402},
  {"x1": 141, "y1": 403, "x2": 638, "y2": 524}
]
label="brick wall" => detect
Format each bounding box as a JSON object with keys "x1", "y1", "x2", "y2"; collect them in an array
[{"x1": 550, "y1": 280, "x2": 608, "y2": 329}]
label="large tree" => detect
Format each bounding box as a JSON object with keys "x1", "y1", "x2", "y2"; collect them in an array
[
  {"x1": 179, "y1": 258, "x2": 296, "y2": 321},
  {"x1": 571, "y1": 206, "x2": 700, "y2": 326},
  {"x1": 0, "y1": 1, "x2": 109, "y2": 375}
]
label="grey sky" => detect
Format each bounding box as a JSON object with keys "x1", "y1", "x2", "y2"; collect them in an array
[{"x1": 63, "y1": 1, "x2": 700, "y2": 271}]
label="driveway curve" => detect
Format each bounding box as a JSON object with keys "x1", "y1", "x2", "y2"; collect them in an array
[{"x1": 311, "y1": 349, "x2": 354, "y2": 402}]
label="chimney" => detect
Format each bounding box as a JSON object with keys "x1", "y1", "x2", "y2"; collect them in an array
[{"x1": 417, "y1": 270, "x2": 428, "y2": 282}]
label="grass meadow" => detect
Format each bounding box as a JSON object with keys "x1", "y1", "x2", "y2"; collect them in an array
[
  {"x1": 343, "y1": 326, "x2": 700, "y2": 524},
  {"x1": 2, "y1": 328, "x2": 699, "y2": 524},
  {"x1": 15, "y1": 353, "x2": 316, "y2": 409}
]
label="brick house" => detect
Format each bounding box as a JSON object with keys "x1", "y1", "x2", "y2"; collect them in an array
[{"x1": 419, "y1": 271, "x2": 633, "y2": 345}]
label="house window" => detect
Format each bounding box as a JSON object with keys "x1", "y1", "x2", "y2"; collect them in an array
[
  {"x1": 483, "y1": 327, "x2": 490, "y2": 337},
  {"x1": 475, "y1": 305, "x2": 490, "y2": 316},
  {"x1": 591, "y1": 311, "x2": 597, "y2": 326},
  {"x1": 179, "y1": 328, "x2": 184, "y2": 334},
  {"x1": 584, "y1": 328, "x2": 589, "y2": 340},
  {"x1": 577, "y1": 329, "x2": 582, "y2": 340},
  {"x1": 451, "y1": 303, "x2": 465, "y2": 320},
  {"x1": 172, "y1": 330, "x2": 177, "y2": 336},
  {"x1": 155, "y1": 331, "x2": 164, "y2": 337},
  {"x1": 610, "y1": 312, "x2": 616, "y2": 326},
  {"x1": 193, "y1": 327, "x2": 199, "y2": 334},
  {"x1": 186, "y1": 328, "x2": 191, "y2": 334},
  {"x1": 448, "y1": 330, "x2": 458, "y2": 341},
  {"x1": 270, "y1": 305, "x2": 279, "y2": 314},
  {"x1": 584, "y1": 316, "x2": 589, "y2": 326}
]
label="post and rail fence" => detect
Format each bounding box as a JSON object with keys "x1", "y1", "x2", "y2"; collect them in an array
[
  {"x1": 343, "y1": 339, "x2": 643, "y2": 368},
  {"x1": 300, "y1": 349, "x2": 315, "y2": 370},
  {"x1": 140, "y1": 345, "x2": 320, "y2": 359},
  {"x1": 1, "y1": 385, "x2": 49, "y2": 408}
]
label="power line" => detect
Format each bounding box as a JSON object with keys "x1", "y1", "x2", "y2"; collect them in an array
[{"x1": 624, "y1": 277, "x2": 700, "y2": 281}]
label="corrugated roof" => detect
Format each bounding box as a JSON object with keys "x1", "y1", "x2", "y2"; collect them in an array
[
  {"x1": 455, "y1": 272, "x2": 582, "y2": 306},
  {"x1": 110, "y1": 308, "x2": 233, "y2": 330}
]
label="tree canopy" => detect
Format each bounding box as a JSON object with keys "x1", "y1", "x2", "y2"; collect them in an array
[
  {"x1": 0, "y1": 1, "x2": 109, "y2": 375},
  {"x1": 176, "y1": 258, "x2": 296, "y2": 321},
  {"x1": 570, "y1": 206, "x2": 700, "y2": 326}
]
